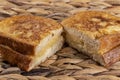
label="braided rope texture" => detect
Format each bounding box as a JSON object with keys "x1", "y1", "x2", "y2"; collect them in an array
[{"x1": 0, "y1": 0, "x2": 120, "y2": 80}]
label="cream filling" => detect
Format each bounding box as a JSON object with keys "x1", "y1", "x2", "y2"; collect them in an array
[{"x1": 28, "y1": 36, "x2": 63, "y2": 71}]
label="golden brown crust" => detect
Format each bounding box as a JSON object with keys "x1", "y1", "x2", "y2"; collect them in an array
[
  {"x1": 99, "y1": 33, "x2": 120, "y2": 54},
  {"x1": 102, "y1": 45, "x2": 120, "y2": 67},
  {"x1": 61, "y1": 11, "x2": 120, "y2": 39},
  {"x1": 0, "y1": 14, "x2": 62, "y2": 44},
  {"x1": 0, "y1": 14, "x2": 62, "y2": 55},
  {"x1": 0, "y1": 33, "x2": 35, "y2": 55},
  {"x1": 62, "y1": 11, "x2": 120, "y2": 54},
  {"x1": 0, "y1": 45, "x2": 32, "y2": 71},
  {"x1": 62, "y1": 11, "x2": 120, "y2": 66}
]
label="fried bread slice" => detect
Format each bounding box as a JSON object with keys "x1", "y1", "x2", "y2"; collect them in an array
[
  {"x1": 0, "y1": 14, "x2": 64, "y2": 71},
  {"x1": 62, "y1": 11, "x2": 120, "y2": 66}
]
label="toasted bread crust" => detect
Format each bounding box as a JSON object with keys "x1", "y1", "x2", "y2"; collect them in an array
[
  {"x1": 103, "y1": 45, "x2": 120, "y2": 67},
  {"x1": 0, "y1": 45, "x2": 32, "y2": 71},
  {"x1": 0, "y1": 14, "x2": 62, "y2": 55},
  {"x1": 62, "y1": 11, "x2": 120, "y2": 39},
  {"x1": 0, "y1": 33, "x2": 35, "y2": 55},
  {"x1": 0, "y1": 14, "x2": 62, "y2": 44},
  {"x1": 62, "y1": 11, "x2": 120, "y2": 54},
  {"x1": 99, "y1": 33, "x2": 120, "y2": 54},
  {"x1": 62, "y1": 11, "x2": 120, "y2": 66},
  {"x1": 0, "y1": 36, "x2": 64, "y2": 71}
]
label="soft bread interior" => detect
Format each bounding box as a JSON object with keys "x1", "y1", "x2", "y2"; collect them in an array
[
  {"x1": 0, "y1": 28, "x2": 64, "y2": 71},
  {"x1": 28, "y1": 28, "x2": 63, "y2": 71},
  {"x1": 64, "y1": 27, "x2": 105, "y2": 65},
  {"x1": 35, "y1": 28, "x2": 63, "y2": 55},
  {"x1": 64, "y1": 27, "x2": 99, "y2": 55},
  {"x1": 64, "y1": 26, "x2": 120, "y2": 66},
  {"x1": 0, "y1": 35, "x2": 64, "y2": 71},
  {"x1": 28, "y1": 36, "x2": 64, "y2": 71}
]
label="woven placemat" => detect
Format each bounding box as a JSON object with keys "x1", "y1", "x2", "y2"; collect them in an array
[{"x1": 0, "y1": 0, "x2": 120, "y2": 80}]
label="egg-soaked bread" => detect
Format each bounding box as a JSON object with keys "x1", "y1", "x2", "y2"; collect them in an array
[
  {"x1": 0, "y1": 14, "x2": 64, "y2": 71},
  {"x1": 62, "y1": 11, "x2": 120, "y2": 66}
]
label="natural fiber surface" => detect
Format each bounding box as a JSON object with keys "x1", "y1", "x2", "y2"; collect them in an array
[{"x1": 0, "y1": 0, "x2": 120, "y2": 80}]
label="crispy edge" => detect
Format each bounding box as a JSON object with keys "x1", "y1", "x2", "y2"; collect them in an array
[
  {"x1": 98, "y1": 33, "x2": 120, "y2": 54},
  {"x1": 92, "y1": 45, "x2": 120, "y2": 67},
  {"x1": 0, "y1": 14, "x2": 62, "y2": 36},
  {"x1": 61, "y1": 11, "x2": 119, "y2": 27},
  {"x1": 61, "y1": 11, "x2": 120, "y2": 66},
  {"x1": 0, "y1": 45, "x2": 32, "y2": 71},
  {"x1": 0, "y1": 15, "x2": 62, "y2": 55},
  {"x1": 0, "y1": 33, "x2": 35, "y2": 55},
  {"x1": 102, "y1": 45, "x2": 120, "y2": 67}
]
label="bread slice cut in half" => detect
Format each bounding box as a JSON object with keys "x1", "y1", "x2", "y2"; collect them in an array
[
  {"x1": 0, "y1": 14, "x2": 64, "y2": 71},
  {"x1": 62, "y1": 11, "x2": 120, "y2": 67}
]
